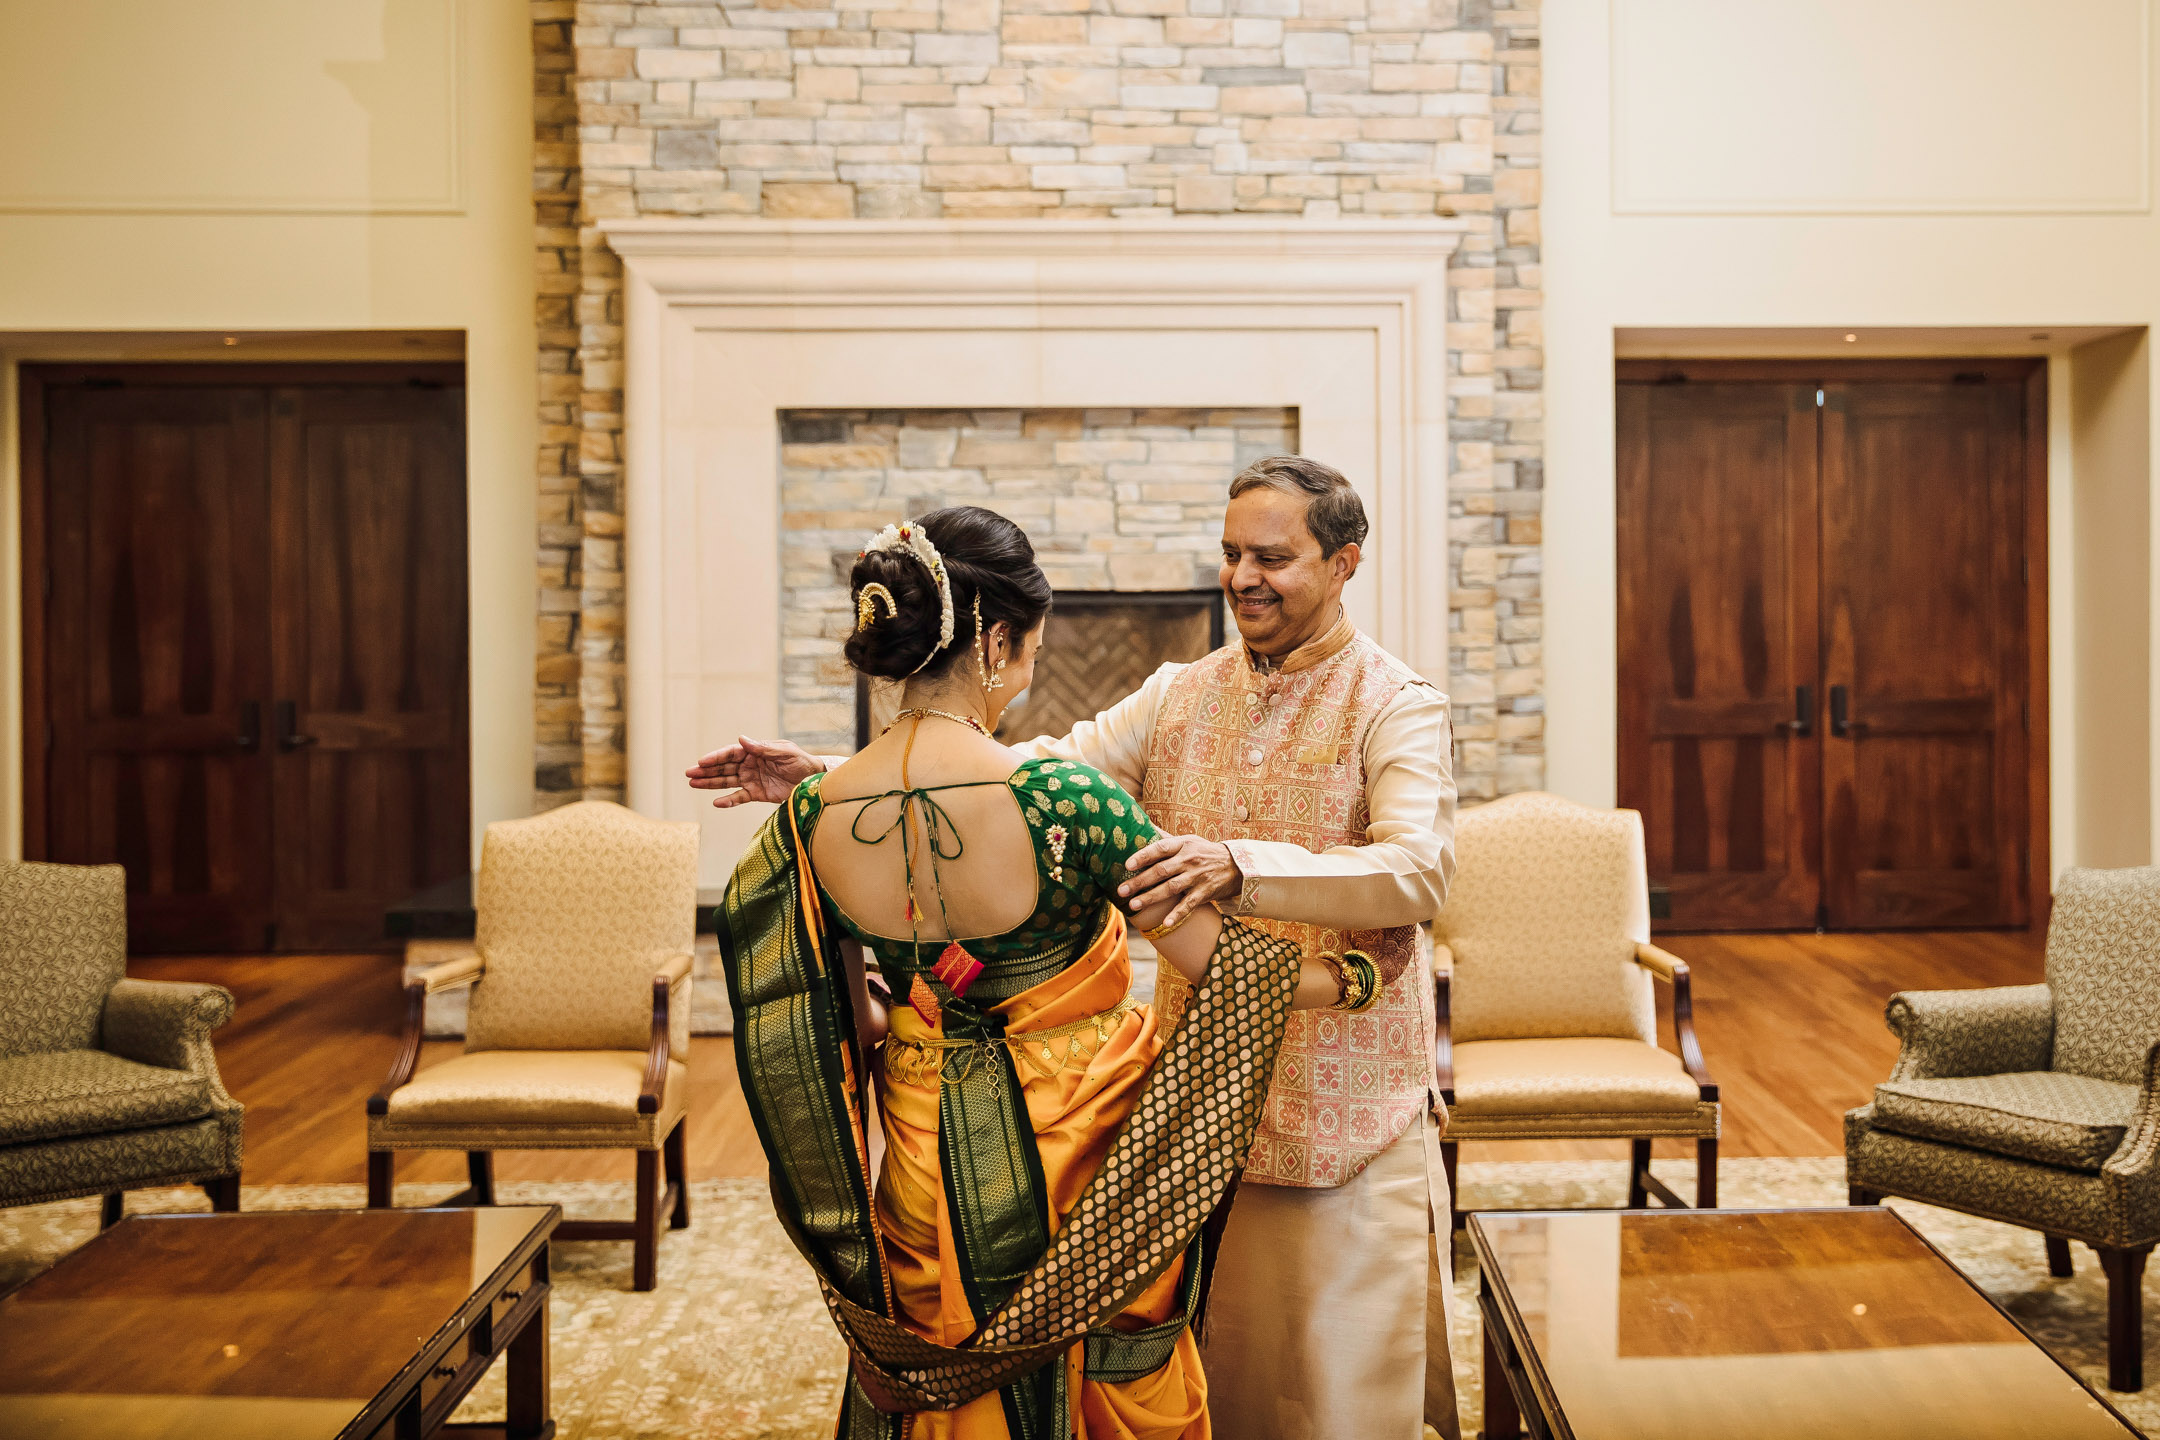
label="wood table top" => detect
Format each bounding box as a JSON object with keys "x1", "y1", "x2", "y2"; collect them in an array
[
  {"x1": 1469, "y1": 1206, "x2": 2137, "y2": 1440},
  {"x1": 0, "y1": 1206, "x2": 558, "y2": 1440}
]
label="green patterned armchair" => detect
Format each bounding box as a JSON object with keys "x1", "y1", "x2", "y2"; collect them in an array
[
  {"x1": 0, "y1": 861, "x2": 243, "y2": 1224},
  {"x1": 1847, "y1": 865, "x2": 2160, "y2": 1393}
]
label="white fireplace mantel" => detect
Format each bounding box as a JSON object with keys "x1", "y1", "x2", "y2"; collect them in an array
[{"x1": 604, "y1": 217, "x2": 1469, "y2": 879}]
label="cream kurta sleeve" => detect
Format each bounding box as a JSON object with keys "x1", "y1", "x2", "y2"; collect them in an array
[
  {"x1": 1000, "y1": 662, "x2": 1183, "y2": 796},
  {"x1": 1221, "y1": 682, "x2": 1456, "y2": 932}
]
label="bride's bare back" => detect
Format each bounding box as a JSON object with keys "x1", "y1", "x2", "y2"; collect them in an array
[{"x1": 811, "y1": 717, "x2": 1043, "y2": 943}]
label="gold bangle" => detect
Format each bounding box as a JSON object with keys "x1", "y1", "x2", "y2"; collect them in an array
[
  {"x1": 1142, "y1": 914, "x2": 1187, "y2": 943},
  {"x1": 1326, "y1": 950, "x2": 1382, "y2": 1013}
]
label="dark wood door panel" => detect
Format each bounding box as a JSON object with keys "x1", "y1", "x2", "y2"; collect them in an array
[
  {"x1": 26, "y1": 365, "x2": 469, "y2": 955},
  {"x1": 270, "y1": 384, "x2": 469, "y2": 950},
  {"x1": 1619, "y1": 381, "x2": 1821, "y2": 931},
  {"x1": 1821, "y1": 379, "x2": 2029, "y2": 929},
  {"x1": 1619, "y1": 360, "x2": 2043, "y2": 935},
  {"x1": 41, "y1": 385, "x2": 274, "y2": 952}
]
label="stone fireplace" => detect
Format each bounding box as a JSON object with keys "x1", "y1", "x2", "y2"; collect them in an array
[{"x1": 604, "y1": 218, "x2": 1468, "y2": 882}]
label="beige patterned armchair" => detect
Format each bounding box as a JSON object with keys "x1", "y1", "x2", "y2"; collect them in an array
[
  {"x1": 1435, "y1": 791, "x2": 1719, "y2": 1225},
  {"x1": 1847, "y1": 865, "x2": 2160, "y2": 1392},
  {"x1": 368, "y1": 802, "x2": 698, "y2": 1291},
  {"x1": 0, "y1": 861, "x2": 242, "y2": 1222}
]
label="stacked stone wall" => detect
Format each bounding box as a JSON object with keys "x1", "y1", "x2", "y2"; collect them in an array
[{"x1": 529, "y1": 0, "x2": 1540, "y2": 807}]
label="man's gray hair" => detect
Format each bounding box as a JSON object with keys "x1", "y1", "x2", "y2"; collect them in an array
[{"x1": 1227, "y1": 455, "x2": 1370, "y2": 556}]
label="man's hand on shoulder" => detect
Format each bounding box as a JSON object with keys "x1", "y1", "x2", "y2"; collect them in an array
[
  {"x1": 685, "y1": 735, "x2": 823, "y2": 807},
  {"x1": 1119, "y1": 835, "x2": 1244, "y2": 931}
]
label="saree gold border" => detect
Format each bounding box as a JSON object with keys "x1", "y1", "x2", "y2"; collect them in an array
[{"x1": 785, "y1": 801, "x2": 901, "y2": 1322}]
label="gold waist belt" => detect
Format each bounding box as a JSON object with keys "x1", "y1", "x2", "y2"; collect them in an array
[{"x1": 882, "y1": 997, "x2": 1138, "y2": 1087}]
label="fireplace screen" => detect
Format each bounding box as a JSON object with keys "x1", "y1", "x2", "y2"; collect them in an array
[{"x1": 857, "y1": 590, "x2": 1226, "y2": 748}]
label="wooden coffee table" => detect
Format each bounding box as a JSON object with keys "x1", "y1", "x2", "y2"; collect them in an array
[
  {"x1": 1470, "y1": 1206, "x2": 2139, "y2": 1440},
  {"x1": 0, "y1": 1205, "x2": 558, "y2": 1439}
]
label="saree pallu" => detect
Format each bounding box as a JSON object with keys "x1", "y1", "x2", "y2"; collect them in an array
[
  {"x1": 880, "y1": 915, "x2": 1203, "y2": 1439},
  {"x1": 719, "y1": 804, "x2": 1303, "y2": 1440}
]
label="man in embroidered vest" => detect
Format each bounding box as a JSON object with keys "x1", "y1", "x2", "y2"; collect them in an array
[{"x1": 689, "y1": 455, "x2": 1459, "y2": 1440}]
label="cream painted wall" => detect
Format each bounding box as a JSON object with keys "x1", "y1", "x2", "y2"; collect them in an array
[
  {"x1": 1546, "y1": 0, "x2": 2160, "y2": 874},
  {"x1": 0, "y1": 0, "x2": 535, "y2": 863}
]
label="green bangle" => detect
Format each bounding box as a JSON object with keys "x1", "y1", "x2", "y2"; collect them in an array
[{"x1": 1329, "y1": 950, "x2": 1382, "y2": 1013}]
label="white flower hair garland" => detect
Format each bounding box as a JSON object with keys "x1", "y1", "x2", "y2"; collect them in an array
[{"x1": 857, "y1": 521, "x2": 955, "y2": 674}]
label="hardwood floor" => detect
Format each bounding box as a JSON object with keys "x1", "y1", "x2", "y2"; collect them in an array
[{"x1": 131, "y1": 927, "x2": 2046, "y2": 1187}]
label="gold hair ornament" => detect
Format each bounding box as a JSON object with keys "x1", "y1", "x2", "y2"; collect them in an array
[
  {"x1": 858, "y1": 522, "x2": 955, "y2": 674},
  {"x1": 855, "y1": 582, "x2": 898, "y2": 631}
]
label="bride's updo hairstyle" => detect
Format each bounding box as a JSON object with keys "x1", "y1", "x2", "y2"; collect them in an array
[{"x1": 844, "y1": 505, "x2": 1052, "y2": 681}]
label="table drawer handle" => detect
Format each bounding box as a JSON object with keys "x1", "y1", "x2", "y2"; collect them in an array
[{"x1": 431, "y1": 1362, "x2": 459, "y2": 1379}]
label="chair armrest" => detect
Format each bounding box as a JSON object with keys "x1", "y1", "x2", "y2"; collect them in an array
[
  {"x1": 418, "y1": 952, "x2": 485, "y2": 994},
  {"x1": 367, "y1": 955, "x2": 488, "y2": 1116},
  {"x1": 102, "y1": 979, "x2": 234, "y2": 1072},
  {"x1": 1635, "y1": 943, "x2": 1716, "y2": 1100},
  {"x1": 2104, "y1": 1040, "x2": 2160, "y2": 1183},
  {"x1": 640, "y1": 952, "x2": 693, "y2": 1115},
  {"x1": 1433, "y1": 966, "x2": 1454, "y2": 1106},
  {"x1": 1884, "y1": 984, "x2": 2053, "y2": 1082},
  {"x1": 1633, "y1": 941, "x2": 1684, "y2": 982}
]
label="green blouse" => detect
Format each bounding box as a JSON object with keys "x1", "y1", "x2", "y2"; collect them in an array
[{"x1": 791, "y1": 757, "x2": 1161, "y2": 1001}]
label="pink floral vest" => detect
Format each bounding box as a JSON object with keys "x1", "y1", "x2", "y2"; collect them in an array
[{"x1": 1144, "y1": 632, "x2": 1437, "y2": 1188}]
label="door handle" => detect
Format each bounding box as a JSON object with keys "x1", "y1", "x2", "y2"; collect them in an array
[
  {"x1": 235, "y1": 701, "x2": 261, "y2": 752},
  {"x1": 276, "y1": 700, "x2": 318, "y2": 752},
  {"x1": 1829, "y1": 685, "x2": 1863, "y2": 738},
  {"x1": 1779, "y1": 684, "x2": 1813, "y2": 738}
]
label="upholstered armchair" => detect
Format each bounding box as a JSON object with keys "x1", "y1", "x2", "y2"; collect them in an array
[
  {"x1": 1847, "y1": 864, "x2": 2160, "y2": 1392},
  {"x1": 368, "y1": 802, "x2": 698, "y2": 1291},
  {"x1": 0, "y1": 861, "x2": 242, "y2": 1222},
  {"x1": 1434, "y1": 791, "x2": 1719, "y2": 1225}
]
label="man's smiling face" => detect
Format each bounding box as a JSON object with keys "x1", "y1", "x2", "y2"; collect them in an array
[{"x1": 1218, "y1": 487, "x2": 1357, "y2": 656}]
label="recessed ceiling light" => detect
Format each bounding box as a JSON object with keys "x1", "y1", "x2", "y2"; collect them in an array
[{"x1": 1843, "y1": 333, "x2": 1858, "y2": 343}]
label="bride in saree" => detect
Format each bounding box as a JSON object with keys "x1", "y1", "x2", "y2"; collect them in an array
[{"x1": 717, "y1": 506, "x2": 1383, "y2": 1440}]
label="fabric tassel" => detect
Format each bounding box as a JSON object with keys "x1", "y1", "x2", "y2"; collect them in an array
[
  {"x1": 933, "y1": 942, "x2": 985, "y2": 999},
  {"x1": 907, "y1": 974, "x2": 943, "y2": 1029}
]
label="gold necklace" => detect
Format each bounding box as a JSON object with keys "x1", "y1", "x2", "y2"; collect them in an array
[{"x1": 887, "y1": 706, "x2": 990, "y2": 737}]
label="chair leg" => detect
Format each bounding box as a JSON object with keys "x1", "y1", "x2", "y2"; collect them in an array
[
  {"x1": 1849, "y1": 1185, "x2": 1881, "y2": 1207},
  {"x1": 665, "y1": 1120, "x2": 690, "y2": 1230},
  {"x1": 2100, "y1": 1245, "x2": 2151, "y2": 1392},
  {"x1": 2047, "y1": 1235, "x2": 2075, "y2": 1278},
  {"x1": 100, "y1": 1193, "x2": 124, "y2": 1230},
  {"x1": 1695, "y1": 1138, "x2": 1718, "y2": 1209},
  {"x1": 1442, "y1": 1140, "x2": 1462, "y2": 1230},
  {"x1": 634, "y1": 1147, "x2": 661, "y2": 1292},
  {"x1": 368, "y1": 1151, "x2": 395, "y2": 1209},
  {"x1": 467, "y1": 1151, "x2": 496, "y2": 1206},
  {"x1": 1626, "y1": 1139, "x2": 1651, "y2": 1209},
  {"x1": 202, "y1": 1174, "x2": 241, "y2": 1213}
]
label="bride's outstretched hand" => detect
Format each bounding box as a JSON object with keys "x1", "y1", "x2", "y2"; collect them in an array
[{"x1": 685, "y1": 735, "x2": 822, "y2": 807}]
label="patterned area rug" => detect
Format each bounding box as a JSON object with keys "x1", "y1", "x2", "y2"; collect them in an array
[{"x1": 1, "y1": 1158, "x2": 2152, "y2": 1437}]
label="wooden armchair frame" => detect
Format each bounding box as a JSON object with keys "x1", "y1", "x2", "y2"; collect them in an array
[
  {"x1": 1437, "y1": 941, "x2": 1719, "y2": 1228},
  {"x1": 367, "y1": 952, "x2": 692, "y2": 1291}
]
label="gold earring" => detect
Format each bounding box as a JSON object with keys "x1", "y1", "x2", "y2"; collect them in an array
[{"x1": 975, "y1": 595, "x2": 1006, "y2": 695}]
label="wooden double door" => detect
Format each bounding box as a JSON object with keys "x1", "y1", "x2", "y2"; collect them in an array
[
  {"x1": 22, "y1": 365, "x2": 470, "y2": 953},
  {"x1": 1618, "y1": 359, "x2": 2045, "y2": 931}
]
